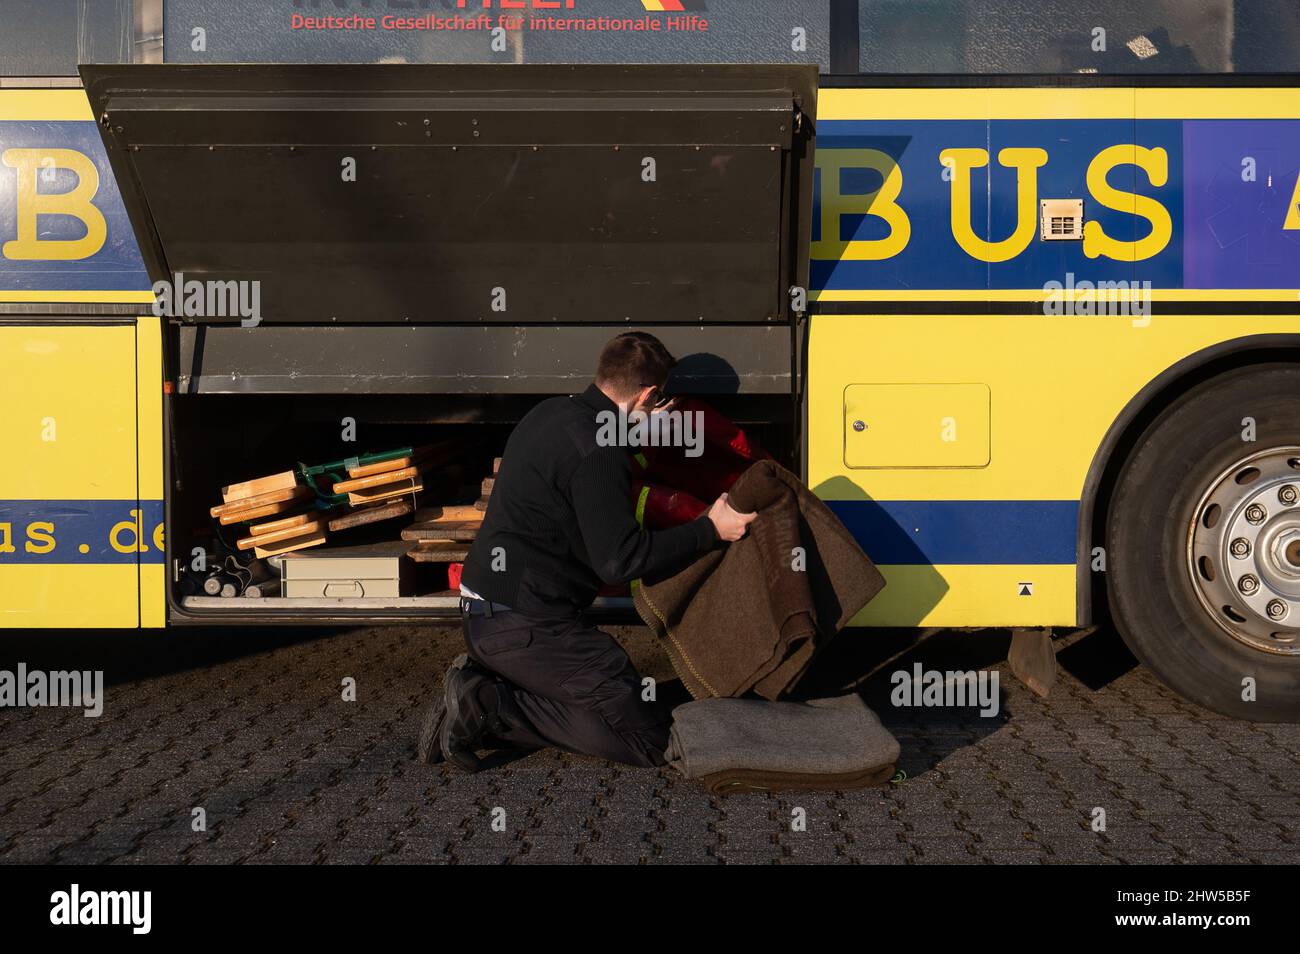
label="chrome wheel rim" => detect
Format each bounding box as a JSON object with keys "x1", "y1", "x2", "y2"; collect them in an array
[{"x1": 1186, "y1": 446, "x2": 1300, "y2": 656}]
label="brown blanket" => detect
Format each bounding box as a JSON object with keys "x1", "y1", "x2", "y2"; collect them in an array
[{"x1": 634, "y1": 460, "x2": 885, "y2": 700}]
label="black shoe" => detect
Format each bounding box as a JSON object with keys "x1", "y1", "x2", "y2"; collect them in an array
[
  {"x1": 439, "y1": 654, "x2": 499, "y2": 773},
  {"x1": 415, "y1": 686, "x2": 448, "y2": 765}
]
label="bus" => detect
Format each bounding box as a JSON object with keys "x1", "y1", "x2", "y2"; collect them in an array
[{"x1": 2, "y1": 0, "x2": 1299, "y2": 722}]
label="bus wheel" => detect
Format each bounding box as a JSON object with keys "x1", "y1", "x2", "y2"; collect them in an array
[{"x1": 1107, "y1": 364, "x2": 1300, "y2": 722}]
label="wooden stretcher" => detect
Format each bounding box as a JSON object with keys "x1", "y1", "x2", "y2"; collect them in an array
[
  {"x1": 347, "y1": 478, "x2": 424, "y2": 507},
  {"x1": 236, "y1": 517, "x2": 327, "y2": 552},
  {"x1": 249, "y1": 511, "x2": 319, "y2": 536},
  {"x1": 211, "y1": 484, "x2": 311, "y2": 521},
  {"x1": 221, "y1": 470, "x2": 298, "y2": 504},
  {"x1": 252, "y1": 529, "x2": 328, "y2": 560}
]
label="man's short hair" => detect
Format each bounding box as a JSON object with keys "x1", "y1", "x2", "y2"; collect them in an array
[{"x1": 595, "y1": 332, "x2": 676, "y2": 397}]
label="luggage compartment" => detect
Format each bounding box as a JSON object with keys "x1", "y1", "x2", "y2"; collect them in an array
[
  {"x1": 80, "y1": 64, "x2": 817, "y2": 623},
  {"x1": 166, "y1": 392, "x2": 795, "y2": 621}
]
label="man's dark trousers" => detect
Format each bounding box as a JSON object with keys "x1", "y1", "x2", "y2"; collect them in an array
[{"x1": 462, "y1": 606, "x2": 671, "y2": 768}]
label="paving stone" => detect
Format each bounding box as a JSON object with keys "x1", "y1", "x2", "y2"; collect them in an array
[{"x1": 2, "y1": 625, "x2": 1296, "y2": 865}]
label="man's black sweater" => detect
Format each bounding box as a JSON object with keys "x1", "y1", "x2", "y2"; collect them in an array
[{"x1": 461, "y1": 384, "x2": 718, "y2": 616}]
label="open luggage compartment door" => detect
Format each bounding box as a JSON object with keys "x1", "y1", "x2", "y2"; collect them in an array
[{"x1": 81, "y1": 64, "x2": 816, "y2": 327}]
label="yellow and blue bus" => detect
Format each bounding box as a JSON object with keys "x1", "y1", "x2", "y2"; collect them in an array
[{"x1": 3, "y1": 0, "x2": 1299, "y2": 721}]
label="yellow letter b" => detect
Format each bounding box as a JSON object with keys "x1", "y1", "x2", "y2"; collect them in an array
[
  {"x1": 2, "y1": 148, "x2": 107, "y2": 261},
  {"x1": 811, "y1": 148, "x2": 910, "y2": 261}
]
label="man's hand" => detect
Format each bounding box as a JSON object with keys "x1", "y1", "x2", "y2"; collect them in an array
[{"x1": 708, "y1": 493, "x2": 757, "y2": 542}]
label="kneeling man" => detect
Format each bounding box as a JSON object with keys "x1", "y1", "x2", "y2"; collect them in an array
[{"x1": 418, "y1": 332, "x2": 754, "y2": 770}]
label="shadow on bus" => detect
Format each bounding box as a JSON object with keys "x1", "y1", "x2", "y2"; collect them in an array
[
  {"x1": 0, "y1": 626, "x2": 348, "y2": 688},
  {"x1": 811, "y1": 475, "x2": 949, "y2": 625}
]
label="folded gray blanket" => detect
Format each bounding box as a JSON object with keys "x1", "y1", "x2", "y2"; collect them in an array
[{"x1": 664, "y1": 694, "x2": 900, "y2": 794}]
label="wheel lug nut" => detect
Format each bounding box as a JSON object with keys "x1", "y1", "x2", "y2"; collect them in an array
[
  {"x1": 1245, "y1": 504, "x2": 1267, "y2": 524},
  {"x1": 1238, "y1": 574, "x2": 1260, "y2": 595},
  {"x1": 1266, "y1": 599, "x2": 1288, "y2": 620},
  {"x1": 1229, "y1": 537, "x2": 1251, "y2": 557},
  {"x1": 1280, "y1": 485, "x2": 1298, "y2": 505}
]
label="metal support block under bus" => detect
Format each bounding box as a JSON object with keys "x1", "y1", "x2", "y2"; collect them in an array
[{"x1": 1008, "y1": 628, "x2": 1057, "y2": 698}]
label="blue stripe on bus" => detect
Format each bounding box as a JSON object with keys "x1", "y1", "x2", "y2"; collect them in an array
[
  {"x1": 825, "y1": 499, "x2": 1079, "y2": 565},
  {"x1": 0, "y1": 500, "x2": 165, "y2": 564},
  {"x1": 1, "y1": 497, "x2": 1077, "y2": 566},
  {"x1": 2, "y1": 270, "x2": 153, "y2": 292}
]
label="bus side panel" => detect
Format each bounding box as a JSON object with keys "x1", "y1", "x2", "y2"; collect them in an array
[
  {"x1": 809, "y1": 84, "x2": 1300, "y2": 627},
  {"x1": 137, "y1": 315, "x2": 166, "y2": 628},
  {"x1": 0, "y1": 324, "x2": 146, "y2": 627},
  {"x1": 808, "y1": 312, "x2": 1300, "y2": 628},
  {"x1": 0, "y1": 88, "x2": 158, "y2": 628}
]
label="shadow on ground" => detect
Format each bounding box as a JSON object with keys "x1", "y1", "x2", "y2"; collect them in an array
[
  {"x1": 792, "y1": 624, "x2": 1143, "y2": 776},
  {"x1": 0, "y1": 626, "x2": 350, "y2": 688}
]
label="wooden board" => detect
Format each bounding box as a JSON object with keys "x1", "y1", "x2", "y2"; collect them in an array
[
  {"x1": 474, "y1": 496, "x2": 490, "y2": 512},
  {"x1": 493, "y1": 457, "x2": 502, "y2": 474},
  {"x1": 347, "y1": 480, "x2": 423, "y2": 507},
  {"x1": 237, "y1": 517, "x2": 327, "y2": 551},
  {"x1": 343, "y1": 442, "x2": 460, "y2": 479},
  {"x1": 327, "y1": 498, "x2": 413, "y2": 532},
  {"x1": 221, "y1": 470, "x2": 298, "y2": 504},
  {"x1": 253, "y1": 529, "x2": 327, "y2": 560},
  {"x1": 218, "y1": 496, "x2": 311, "y2": 526},
  {"x1": 332, "y1": 465, "x2": 420, "y2": 495},
  {"x1": 406, "y1": 541, "x2": 471, "y2": 563},
  {"x1": 211, "y1": 484, "x2": 309, "y2": 518},
  {"x1": 401, "y1": 518, "x2": 482, "y2": 542},
  {"x1": 410, "y1": 504, "x2": 483, "y2": 523},
  {"x1": 481, "y1": 477, "x2": 495, "y2": 495},
  {"x1": 249, "y1": 511, "x2": 319, "y2": 536},
  {"x1": 346, "y1": 454, "x2": 414, "y2": 480}
]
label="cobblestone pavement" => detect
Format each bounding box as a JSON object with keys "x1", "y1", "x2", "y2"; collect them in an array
[{"x1": 0, "y1": 622, "x2": 1296, "y2": 865}]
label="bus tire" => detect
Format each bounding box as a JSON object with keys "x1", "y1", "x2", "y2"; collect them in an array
[{"x1": 1106, "y1": 363, "x2": 1300, "y2": 722}]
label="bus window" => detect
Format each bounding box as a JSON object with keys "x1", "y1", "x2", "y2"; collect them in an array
[
  {"x1": 0, "y1": 0, "x2": 132, "y2": 77},
  {"x1": 857, "y1": 0, "x2": 1300, "y2": 74},
  {"x1": 161, "y1": 0, "x2": 830, "y2": 72}
]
